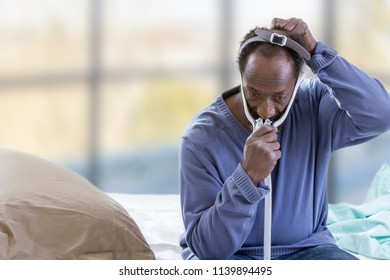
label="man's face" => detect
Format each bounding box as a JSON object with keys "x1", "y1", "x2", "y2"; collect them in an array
[{"x1": 242, "y1": 52, "x2": 297, "y2": 123}]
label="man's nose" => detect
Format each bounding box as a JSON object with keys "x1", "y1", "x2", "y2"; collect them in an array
[{"x1": 257, "y1": 99, "x2": 275, "y2": 120}]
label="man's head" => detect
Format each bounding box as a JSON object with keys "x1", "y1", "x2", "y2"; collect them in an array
[
  {"x1": 237, "y1": 27, "x2": 306, "y2": 123},
  {"x1": 238, "y1": 27, "x2": 306, "y2": 77}
]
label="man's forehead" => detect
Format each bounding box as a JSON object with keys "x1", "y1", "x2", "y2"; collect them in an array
[{"x1": 243, "y1": 53, "x2": 295, "y2": 85}]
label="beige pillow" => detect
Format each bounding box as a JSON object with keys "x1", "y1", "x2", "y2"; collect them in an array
[{"x1": 0, "y1": 149, "x2": 155, "y2": 260}]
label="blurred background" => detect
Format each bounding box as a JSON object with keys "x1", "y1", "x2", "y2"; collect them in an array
[{"x1": 0, "y1": 0, "x2": 389, "y2": 204}]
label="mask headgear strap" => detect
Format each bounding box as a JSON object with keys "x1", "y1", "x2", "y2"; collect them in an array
[
  {"x1": 239, "y1": 28, "x2": 309, "y2": 130},
  {"x1": 238, "y1": 28, "x2": 311, "y2": 61}
]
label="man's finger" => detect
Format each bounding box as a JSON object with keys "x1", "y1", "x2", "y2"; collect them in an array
[
  {"x1": 282, "y1": 19, "x2": 300, "y2": 32},
  {"x1": 270, "y1": 17, "x2": 282, "y2": 28}
]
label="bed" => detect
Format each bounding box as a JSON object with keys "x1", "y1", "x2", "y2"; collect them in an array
[
  {"x1": 105, "y1": 192, "x2": 386, "y2": 261},
  {"x1": 0, "y1": 148, "x2": 388, "y2": 260},
  {"x1": 107, "y1": 163, "x2": 390, "y2": 260},
  {"x1": 108, "y1": 164, "x2": 390, "y2": 260}
]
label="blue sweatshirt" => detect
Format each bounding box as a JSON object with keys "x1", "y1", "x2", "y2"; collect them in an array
[{"x1": 179, "y1": 42, "x2": 390, "y2": 260}]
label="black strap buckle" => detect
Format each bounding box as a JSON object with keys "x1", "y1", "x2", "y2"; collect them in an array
[{"x1": 270, "y1": 33, "x2": 287, "y2": 46}]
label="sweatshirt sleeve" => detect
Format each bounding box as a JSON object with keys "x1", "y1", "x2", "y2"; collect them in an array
[
  {"x1": 307, "y1": 42, "x2": 390, "y2": 151},
  {"x1": 179, "y1": 137, "x2": 269, "y2": 260}
]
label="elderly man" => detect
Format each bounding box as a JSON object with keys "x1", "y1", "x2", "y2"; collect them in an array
[{"x1": 179, "y1": 18, "x2": 390, "y2": 260}]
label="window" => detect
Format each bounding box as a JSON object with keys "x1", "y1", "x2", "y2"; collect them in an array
[
  {"x1": 0, "y1": 0, "x2": 90, "y2": 176},
  {"x1": 326, "y1": 0, "x2": 390, "y2": 204}
]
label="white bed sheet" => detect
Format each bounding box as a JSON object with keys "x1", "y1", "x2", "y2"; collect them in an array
[{"x1": 107, "y1": 193, "x2": 184, "y2": 260}]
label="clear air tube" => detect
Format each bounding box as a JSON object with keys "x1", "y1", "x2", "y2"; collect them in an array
[
  {"x1": 241, "y1": 73, "x2": 304, "y2": 260},
  {"x1": 263, "y1": 175, "x2": 272, "y2": 260},
  {"x1": 255, "y1": 119, "x2": 272, "y2": 261}
]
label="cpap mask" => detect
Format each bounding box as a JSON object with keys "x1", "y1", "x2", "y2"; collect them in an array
[
  {"x1": 240, "y1": 71, "x2": 304, "y2": 130},
  {"x1": 238, "y1": 28, "x2": 310, "y2": 260},
  {"x1": 239, "y1": 28, "x2": 310, "y2": 130}
]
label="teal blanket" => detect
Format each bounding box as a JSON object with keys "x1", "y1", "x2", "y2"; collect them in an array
[{"x1": 327, "y1": 163, "x2": 390, "y2": 259}]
